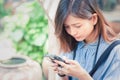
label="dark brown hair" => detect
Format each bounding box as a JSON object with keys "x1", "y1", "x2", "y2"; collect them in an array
[{"x1": 54, "y1": 0, "x2": 116, "y2": 52}]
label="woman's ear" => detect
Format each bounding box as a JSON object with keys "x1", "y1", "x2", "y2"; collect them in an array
[{"x1": 91, "y1": 13, "x2": 98, "y2": 26}]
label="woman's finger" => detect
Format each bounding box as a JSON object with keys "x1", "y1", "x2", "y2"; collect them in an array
[
  {"x1": 65, "y1": 59, "x2": 77, "y2": 65},
  {"x1": 54, "y1": 60, "x2": 66, "y2": 68}
]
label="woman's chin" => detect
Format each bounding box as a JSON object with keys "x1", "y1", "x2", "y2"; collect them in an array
[{"x1": 75, "y1": 38, "x2": 84, "y2": 41}]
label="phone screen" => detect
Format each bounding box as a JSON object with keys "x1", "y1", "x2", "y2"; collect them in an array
[{"x1": 44, "y1": 54, "x2": 65, "y2": 63}]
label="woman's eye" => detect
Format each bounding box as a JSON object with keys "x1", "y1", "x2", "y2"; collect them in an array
[{"x1": 75, "y1": 26, "x2": 81, "y2": 28}]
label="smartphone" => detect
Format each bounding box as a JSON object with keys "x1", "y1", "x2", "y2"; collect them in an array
[
  {"x1": 44, "y1": 54, "x2": 66, "y2": 77},
  {"x1": 44, "y1": 54, "x2": 66, "y2": 66}
]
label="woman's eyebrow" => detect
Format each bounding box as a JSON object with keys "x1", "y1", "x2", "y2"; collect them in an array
[
  {"x1": 64, "y1": 23, "x2": 81, "y2": 26},
  {"x1": 71, "y1": 23, "x2": 81, "y2": 26}
]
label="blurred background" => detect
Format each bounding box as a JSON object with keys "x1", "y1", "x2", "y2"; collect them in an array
[
  {"x1": 0, "y1": 0, "x2": 48, "y2": 80},
  {"x1": 0, "y1": 0, "x2": 48, "y2": 63},
  {"x1": 0, "y1": 0, "x2": 120, "y2": 80}
]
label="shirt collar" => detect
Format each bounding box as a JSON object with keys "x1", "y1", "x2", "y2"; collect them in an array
[{"x1": 77, "y1": 36, "x2": 104, "y2": 49}]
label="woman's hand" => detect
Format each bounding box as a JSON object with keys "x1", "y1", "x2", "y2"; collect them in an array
[{"x1": 51, "y1": 58, "x2": 93, "y2": 80}]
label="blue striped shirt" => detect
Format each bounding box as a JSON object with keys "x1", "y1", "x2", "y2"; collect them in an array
[{"x1": 61, "y1": 37, "x2": 120, "y2": 80}]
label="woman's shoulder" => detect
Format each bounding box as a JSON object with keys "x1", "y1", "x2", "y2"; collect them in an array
[{"x1": 110, "y1": 39, "x2": 120, "y2": 59}]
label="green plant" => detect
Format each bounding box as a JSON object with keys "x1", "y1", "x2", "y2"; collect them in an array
[{"x1": 3, "y1": 1, "x2": 48, "y2": 64}]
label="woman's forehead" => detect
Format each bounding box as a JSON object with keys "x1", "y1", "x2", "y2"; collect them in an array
[{"x1": 64, "y1": 14, "x2": 86, "y2": 26}]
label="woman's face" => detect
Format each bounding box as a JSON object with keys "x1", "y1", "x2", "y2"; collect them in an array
[{"x1": 64, "y1": 14, "x2": 96, "y2": 42}]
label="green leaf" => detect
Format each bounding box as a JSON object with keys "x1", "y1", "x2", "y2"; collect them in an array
[{"x1": 32, "y1": 34, "x2": 47, "y2": 46}]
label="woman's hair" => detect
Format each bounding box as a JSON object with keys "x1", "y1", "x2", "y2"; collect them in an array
[{"x1": 54, "y1": 0, "x2": 116, "y2": 52}]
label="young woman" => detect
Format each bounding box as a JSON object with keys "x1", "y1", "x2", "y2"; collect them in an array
[{"x1": 43, "y1": 0, "x2": 120, "y2": 80}]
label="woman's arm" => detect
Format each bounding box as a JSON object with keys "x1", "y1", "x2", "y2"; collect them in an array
[
  {"x1": 78, "y1": 71, "x2": 93, "y2": 80},
  {"x1": 53, "y1": 58, "x2": 93, "y2": 80}
]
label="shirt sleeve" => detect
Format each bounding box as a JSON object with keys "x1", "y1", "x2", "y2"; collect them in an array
[{"x1": 103, "y1": 45, "x2": 120, "y2": 80}]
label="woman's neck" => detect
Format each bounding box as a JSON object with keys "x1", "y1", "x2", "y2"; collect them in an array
[{"x1": 84, "y1": 31, "x2": 98, "y2": 44}]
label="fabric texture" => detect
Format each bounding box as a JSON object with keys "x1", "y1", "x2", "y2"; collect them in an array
[{"x1": 60, "y1": 37, "x2": 120, "y2": 80}]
